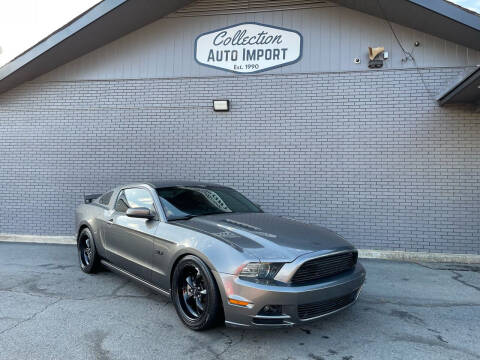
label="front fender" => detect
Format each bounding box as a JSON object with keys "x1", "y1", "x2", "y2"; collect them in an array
[
  {"x1": 167, "y1": 230, "x2": 257, "y2": 273},
  {"x1": 152, "y1": 222, "x2": 258, "y2": 290}
]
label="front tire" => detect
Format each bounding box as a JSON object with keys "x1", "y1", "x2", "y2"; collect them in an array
[
  {"x1": 77, "y1": 227, "x2": 100, "y2": 273},
  {"x1": 171, "y1": 255, "x2": 223, "y2": 330}
]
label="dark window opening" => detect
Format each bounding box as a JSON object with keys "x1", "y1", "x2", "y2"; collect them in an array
[
  {"x1": 98, "y1": 191, "x2": 113, "y2": 206},
  {"x1": 156, "y1": 186, "x2": 261, "y2": 220}
]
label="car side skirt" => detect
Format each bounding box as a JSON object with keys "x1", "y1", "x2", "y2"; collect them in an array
[{"x1": 100, "y1": 260, "x2": 170, "y2": 297}]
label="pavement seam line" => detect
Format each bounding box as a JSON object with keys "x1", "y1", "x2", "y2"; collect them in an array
[
  {"x1": 0, "y1": 298, "x2": 61, "y2": 336},
  {"x1": 451, "y1": 270, "x2": 480, "y2": 292}
]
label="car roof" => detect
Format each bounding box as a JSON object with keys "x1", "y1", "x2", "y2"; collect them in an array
[
  {"x1": 146, "y1": 180, "x2": 229, "y2": 189},
  {"x1": 110, "y1": 180, "x2": 231, "y2": 193}
]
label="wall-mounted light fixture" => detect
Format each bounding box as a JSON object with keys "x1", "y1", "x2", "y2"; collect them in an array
[
  {"x1": 213, "y1": 100, "x2": 230, "y2": 112},
  {"x1": 368, "y1": 46, "x2": 385, "y2": 68}
]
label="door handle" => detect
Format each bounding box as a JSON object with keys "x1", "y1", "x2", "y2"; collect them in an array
[{"x1": 107, "y1": 218, "x2": 114, "y2": 223}]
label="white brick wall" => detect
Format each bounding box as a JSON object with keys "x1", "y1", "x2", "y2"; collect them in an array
[{"x1": 0, "y1": 67, "x2": 479, "y2": 254}]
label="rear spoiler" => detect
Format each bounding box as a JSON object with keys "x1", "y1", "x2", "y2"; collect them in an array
[{"x1": 84, "y1": 193, "x2": 102, "y2": 204}]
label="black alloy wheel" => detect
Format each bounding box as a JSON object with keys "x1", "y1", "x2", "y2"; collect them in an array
[
  {"x1": 172, "y1": 255, "x2": 223, "y2": 330},
  {"x1": 77, "y1": 227, "x2": 100, "y2": 273},
  {"x1": 180, "y1": 266, "x2": 208, "y2": 319}
]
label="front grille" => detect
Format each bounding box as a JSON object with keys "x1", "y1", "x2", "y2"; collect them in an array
[
  {"x1": 298, "y1": 291, "x2": 357, "y2": 320},
  {"x1": 291, "y1": 251, "x2": 357, "y2": 285}
]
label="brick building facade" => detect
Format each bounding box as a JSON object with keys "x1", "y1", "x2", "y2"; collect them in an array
[{"x1": 0, "y1": 0, "x2": 479, "y2": 254}]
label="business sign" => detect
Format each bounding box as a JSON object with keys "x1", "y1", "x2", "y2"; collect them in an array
[{"x1": 194, "y1": 22, "x2": 302, "y2": 74}]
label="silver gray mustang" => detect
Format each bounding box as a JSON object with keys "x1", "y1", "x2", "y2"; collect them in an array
[{"x1": 75, "y1": 181, "x2": 365, "y2": 330}]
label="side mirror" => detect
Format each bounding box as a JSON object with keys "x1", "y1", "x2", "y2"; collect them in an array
[{"x1": 126, "y1": 207, "x2": 155, "y2": 219}]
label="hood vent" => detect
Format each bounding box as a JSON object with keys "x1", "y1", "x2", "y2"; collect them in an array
[{"x1": 222, "y1": 218, "x2": 261, "y2": 231}]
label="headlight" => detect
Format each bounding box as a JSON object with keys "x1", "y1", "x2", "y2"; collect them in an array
[{"x1": 239, "y1": 262, "x2": 284, "y2": 281}]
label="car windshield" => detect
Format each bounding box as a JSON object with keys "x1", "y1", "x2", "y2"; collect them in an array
[{"x1": 156, "y1": 186, "x2": 262, "y2": 220}]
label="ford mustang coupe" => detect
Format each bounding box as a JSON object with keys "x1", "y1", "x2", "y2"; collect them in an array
[{"x1": 76, "y1": 181, "x2": 365, "y2": 330}]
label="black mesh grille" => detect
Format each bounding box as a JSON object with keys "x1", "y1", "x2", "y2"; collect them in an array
[
  {"x1": 298, "y1": 291, "x2": 357, "y2": 320},
  {"x1": 291, "y1": 251, "x2": 357, "y2": 285}
]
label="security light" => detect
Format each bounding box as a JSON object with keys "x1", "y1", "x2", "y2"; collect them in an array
[{"x1": 213, "y1": 100, "x2": 230, "y2": 112}]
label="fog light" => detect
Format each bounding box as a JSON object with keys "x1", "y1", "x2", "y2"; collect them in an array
[{"x1": 258, "y1": 305, "x2": 283, "y2": 316}]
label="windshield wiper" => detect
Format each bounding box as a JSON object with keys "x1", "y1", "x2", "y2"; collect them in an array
[
  {"x1": 168, "y1": 211, "x2": 227, "y2": 221},
  {"x1": 197, "y1": 211, "x2": 227, "y2": 216},
  {"x1": 168, "y1": 214, "x2": 198, "y2": 221}
]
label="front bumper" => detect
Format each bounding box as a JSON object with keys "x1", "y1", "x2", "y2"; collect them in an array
[{"x1": 216, "y1": 263, "x2": 366, "y2": 328}]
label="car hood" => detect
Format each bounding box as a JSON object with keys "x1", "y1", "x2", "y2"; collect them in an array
[{"x1": 173, "y1": 212, "x2": 354, "y2": 262}]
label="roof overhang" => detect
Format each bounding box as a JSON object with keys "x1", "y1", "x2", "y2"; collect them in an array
[
  {"x1": 331, "y1": 0, "x2": 480, "y2": 51},
  {"x1": 0, "y1": 0, "x2": 479, "y2": 95},
  {"x1": 437, "y1": 67, "x2": 480, "y2": 106},
  {"x1": 0, "y1": 0, "x2": 192, "y2": 94}
]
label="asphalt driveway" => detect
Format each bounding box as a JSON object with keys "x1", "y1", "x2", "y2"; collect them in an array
[{"x1": 0, "y1": 243, "x2": 479, "y2": 360}]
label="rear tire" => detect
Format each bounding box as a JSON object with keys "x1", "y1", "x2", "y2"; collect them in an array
[
  {"x1": 77, "y1": 227, "x2": 100, "y2": 273},
  {"x1": 171, "y1": 255, "x2": 223, "y2": 331}
]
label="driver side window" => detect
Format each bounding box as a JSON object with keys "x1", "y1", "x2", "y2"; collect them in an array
[{"x1": 114, "y1": 188, "x2": 155, "y2": 213}]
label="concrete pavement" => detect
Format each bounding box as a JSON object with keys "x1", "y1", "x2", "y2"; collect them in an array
[{"x1": 0, "y1": 242, "x2": 479, "y2": 360}]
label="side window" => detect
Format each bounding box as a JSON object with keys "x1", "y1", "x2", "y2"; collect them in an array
[
  {"x1": 98, "y1": 191, "x2": 113, "y2": 206},
  {"x1": 114, "y1": 188, "x2": 155, "y2": 213},
  {"x1": 114, "y1": 190, "x2": 129, "y2": 213}
]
